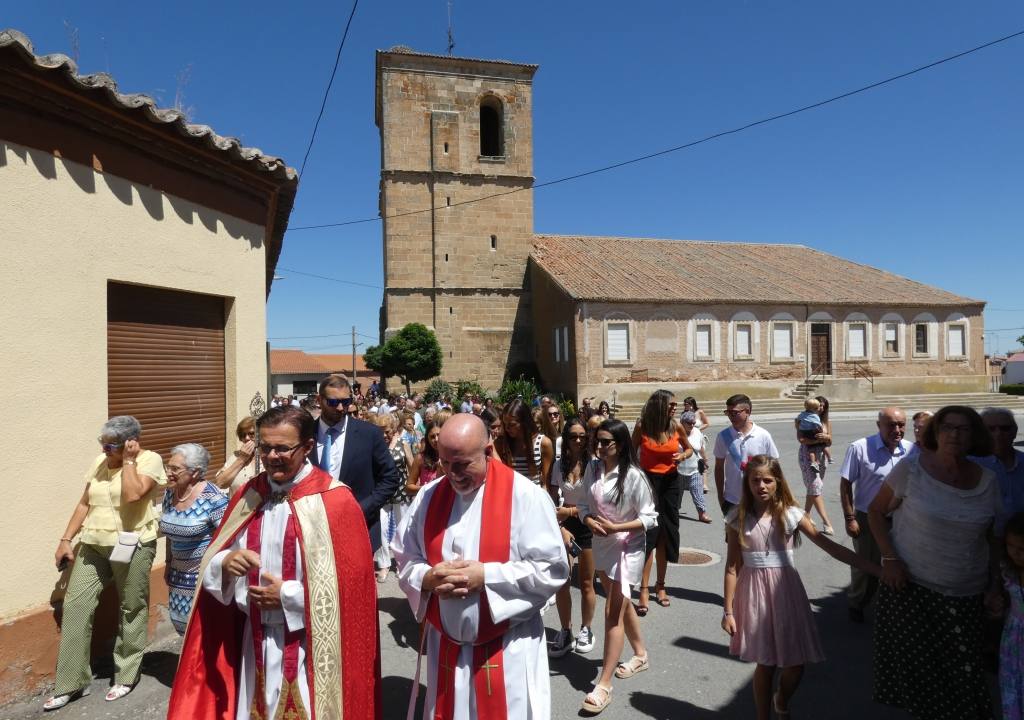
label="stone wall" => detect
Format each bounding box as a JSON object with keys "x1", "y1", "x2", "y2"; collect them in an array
[{"x1": 571, "y1": 301, "x2": 985, "y2": 387}]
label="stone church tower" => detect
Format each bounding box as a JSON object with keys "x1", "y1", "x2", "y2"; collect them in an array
[{"x1": 375, "y1": 47, "x2": 537, "y2": 389}]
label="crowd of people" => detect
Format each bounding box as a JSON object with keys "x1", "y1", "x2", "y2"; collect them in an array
[{"x1": 41, "y1": 379, "x2": 1023, "y2": 720}]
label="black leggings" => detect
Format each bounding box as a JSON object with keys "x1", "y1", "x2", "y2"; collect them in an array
[{"x1": 643, "y1": 468, "x2": 681, "y2": 563}]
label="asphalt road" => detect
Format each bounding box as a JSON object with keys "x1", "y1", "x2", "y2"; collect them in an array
[{"x1": 4, "y1": 415, "x2": 1006, "y2": 719}]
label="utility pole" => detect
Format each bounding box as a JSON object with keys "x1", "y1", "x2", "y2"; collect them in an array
[{"x1": 352, "y1": 325, "x2": 358, "y2": 386}]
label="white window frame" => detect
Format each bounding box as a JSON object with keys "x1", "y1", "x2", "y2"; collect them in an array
[
  {"x1": 694, "y1": 323, "x2": 713, "y2": 360},
  {"x1": 913, "y1": 322, "x2": 930, "y2": 356},
  {"x1": 845, "y1": 320, "x2": 869, "y2": 360},
  {"x1": 946, "y1": 322, "x2": 967, "y2": 360},
  {"x1": 884, "y1": 323, "x2": 898, "y2": 355},
  {"x1": 879, "y1": 314, "x2": 904, "y2": 360},
  {"x1": 561, "y1": 326, "x2": 569, "y2": 364},
  {"x1": 910, "y1": 314, "x2": 939, "y2": 360},
  {"x1": 604, "y1": 319, "x2": 632, "y2": 365},
  {"x1": 770, "y1": 321, "x2": 795, "y2": 361},
  {"x1": 734, "y1": 322, "x2": 753, "y2": 360}
]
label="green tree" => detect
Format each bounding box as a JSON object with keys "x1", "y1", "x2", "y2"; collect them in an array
[
  {"x1": 1017, "y1": 334, "x2": 1024, "y2": 349},
  {"x1": 365, "y1": 323, "x2": 443, "y2": 395}
]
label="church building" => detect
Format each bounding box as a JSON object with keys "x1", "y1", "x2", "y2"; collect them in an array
[{"x1": 376, "y1": 47, "x2": 986, "y2": 400}]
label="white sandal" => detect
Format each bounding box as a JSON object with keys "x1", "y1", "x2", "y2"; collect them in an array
[
  {"x1": 105, "y1": 684, "x2": 133, "y2": 702},
  {"x1": 43, "y1": 687, "x2": 89, "y2": 711}
]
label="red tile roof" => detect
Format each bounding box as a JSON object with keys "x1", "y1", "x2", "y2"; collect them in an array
[
  {"x1": 269, "y1": 350, "x2": 380, "y2": 378},
  {"x1": 531, "y1": 235, "x2": 983, "y2": 307}
]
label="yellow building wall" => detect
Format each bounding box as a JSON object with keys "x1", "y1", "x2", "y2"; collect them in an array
[{"x1": 0, "y1": 140, "x2": 268, "y2": 623}]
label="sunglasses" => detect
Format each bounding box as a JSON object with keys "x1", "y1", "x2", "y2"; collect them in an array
[
  {"x1": 100, "y1": 442, "x2": 124, "y2": 452},
  {"x1": 568, "y1": 434, "x2": 587, "y2": 441},
  {"x1": 596, "y1": 437, "x2": 615, "y2": 447},
  {"x1": 324, "y1": 397, "x2": 353, "y2": 408},
  {"x1": 548, "y1": 411, "x2": 561, "y2": 418}
]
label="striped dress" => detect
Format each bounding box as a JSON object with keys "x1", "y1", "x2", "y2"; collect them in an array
[
  {"x1": 159, "y1": 484, "x2": 229, "y2": 634},
  {"x1": 510, "y1": 434, "x2": 545, "y2": 485}
]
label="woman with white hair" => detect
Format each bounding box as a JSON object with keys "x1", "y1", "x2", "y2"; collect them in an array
[
  {"x1": 45, "y1": 416, "x2": 167, "y2": 710},
  {"x1": 159, "y1": 443, "x2": 229, "y2": 635}
]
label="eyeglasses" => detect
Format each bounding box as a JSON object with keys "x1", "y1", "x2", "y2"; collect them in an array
[
  {"x1": 99, "y1": 440, "x2": 124, "y2": 452},
  {"x1": 725, "y1": 408, "x2": 749, "y2": 417},
  {"x1": 985, "y1": 424, "x2": 1016, "y2": 433},
  {"x1": 167, "y1": 464, "x2": 190, "y2": 475},
  {"x1": 324, "y1": 397, "x2": 352, "y2": 408},
  {"x1": 258, "y1": 442, "x2": 304, "y2": 456},
  {"x1": 596, "y1": 437, "x2": 615, "y2": 447}
]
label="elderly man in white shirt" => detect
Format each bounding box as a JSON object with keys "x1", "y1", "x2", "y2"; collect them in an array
[{"x1": 838, "y1": 406, "x2": 912, "y2": 622}]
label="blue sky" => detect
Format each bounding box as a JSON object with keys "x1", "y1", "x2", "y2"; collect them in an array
[{"x1": 9, "y1": 1, "x2": 1024, "y2": 354}]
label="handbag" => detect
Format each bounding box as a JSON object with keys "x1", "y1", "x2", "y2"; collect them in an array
[
  {"x1": 109, "y1": 531, "x2": 140, "y2": 564},
  {"x1": 697, "y1": 458, "x2": 708, "y2": 475},
  {"x1": 106, "y1": 481, "x2": 140, "y2": 564}
]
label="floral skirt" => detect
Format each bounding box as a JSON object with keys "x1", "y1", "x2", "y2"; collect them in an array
[{"x1": 873, "y1": 582, "x2": 993, "y2": 719}]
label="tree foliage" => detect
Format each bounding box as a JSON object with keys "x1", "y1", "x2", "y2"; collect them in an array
[{"x1": 365, "y1": 323, "x2": 443, "y2": 394}]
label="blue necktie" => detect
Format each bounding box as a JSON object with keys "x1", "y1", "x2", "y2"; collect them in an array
[{"x1": 320, "y1": 427, "x2": 334, "y2": 474}]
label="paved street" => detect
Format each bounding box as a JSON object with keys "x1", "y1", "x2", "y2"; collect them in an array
[{"x1": 4, "y1": 413, "x2": 1009, "y2": 719}]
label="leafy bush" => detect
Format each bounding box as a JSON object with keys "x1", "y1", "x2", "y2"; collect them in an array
[
  {"x1": 1001, "y1": 384, "x2": 1024, "y2": 396},
  {"x1": 424, "y1": 379, "x2": 453, "y2": 404},
  {"x1": 455, "y1": 380, "x2": 487, "y2": 400},
  {"x1": 498, "y1": 376, "x2": 540, "y2": 405},
  {"x1": 558, "y1": 397, "x2": 576, "y2": 419}
]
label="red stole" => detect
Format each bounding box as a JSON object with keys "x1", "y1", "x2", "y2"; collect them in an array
[
  {"x1": 424, "y1": 459, "x2": 515, "y2": 720},
  {"x1": 166, "y1": 467, "x2": 381, "y2": 720}
]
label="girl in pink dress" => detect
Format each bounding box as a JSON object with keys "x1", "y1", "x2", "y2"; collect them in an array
[{"x1": 722, "y1": 455, "x2": 880, "y2": 719}]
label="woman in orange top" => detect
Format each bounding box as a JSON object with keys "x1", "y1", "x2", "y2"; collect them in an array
[{"x1": 632, "y1": 390, "x2": 692, "y2": 613}]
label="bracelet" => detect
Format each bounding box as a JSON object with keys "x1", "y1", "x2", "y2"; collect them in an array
[
  {"x1": 844, "y1": 515, "x2": 856, "y2": 521},
  {"x1": 124, "y1": 460, "x2": 137, "y2": 466},
  {"x1": 60, "y1": 537, "x2": 72, "y2": 543},
  {"x1": 881, "y1": 556, "x2": 899, "y2": 565},
  {"x1": 723, "y1": 611, "x2": 734, "y2": 617}
]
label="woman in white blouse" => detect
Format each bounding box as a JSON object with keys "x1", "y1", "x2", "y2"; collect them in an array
[
  {"x1": 578, "y1": 418, "x2": 658, "y2": 714},
  {"x1": 868, "y1": 405, "x2": 1000, "y2": 720}
]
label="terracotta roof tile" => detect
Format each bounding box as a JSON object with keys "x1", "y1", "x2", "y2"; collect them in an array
[
  {"x1": 308, "y1": 354, "x2": 375, "y2": 374},
  {"x1": 269, "y1": 350, "x2": 331, "y2": 375},
  {"x1": 531, "y1": 235, "x2": 982, "y2": 307}
]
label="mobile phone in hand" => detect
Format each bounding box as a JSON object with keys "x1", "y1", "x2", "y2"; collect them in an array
[
  {"x1": 58, "y1": 557, "x2": 69, "y2": 572},
  {"x1": 568, "y1": 540, "x2": 582, "y2": 558}
]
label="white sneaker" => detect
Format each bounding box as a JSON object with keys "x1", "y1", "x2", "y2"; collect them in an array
[
  {"x1": 575, "y1": 625, "x2": 595, "y2": 653},
  {"x1": 548, "y1": 627, "x2": 575, "y2": 657}
]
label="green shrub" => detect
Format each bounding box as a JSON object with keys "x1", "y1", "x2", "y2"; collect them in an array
[
  {"x1": 455, "y1": 380, "x2": 487, "y2": 400},
  {"x1": 558, "y1": 397, "x2": 576, "y2": 419},
  {"x1": 424, "y1": 379, "x2": 453, "y2": 403},
  {"x1": 1002, "y1": 384, "x2": 1024, "y2": 396},
  {"x1": 499, "y1": 376, "x2": 540, "y2": 405}
]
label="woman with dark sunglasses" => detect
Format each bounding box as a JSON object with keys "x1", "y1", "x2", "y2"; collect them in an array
[
  {"x1": 577, "y1": 419, "x2": 656, "y2": 714},
  {"x1": 548, "y1": 418, "x2": 598, "y2": 658}
]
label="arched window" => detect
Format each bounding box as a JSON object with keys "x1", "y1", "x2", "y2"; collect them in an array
[{"x1": 479, "y1": 96, "x2": 504, "y2": 157}]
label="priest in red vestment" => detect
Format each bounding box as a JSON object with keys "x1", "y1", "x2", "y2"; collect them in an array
[{"x1": 167, "y1": 405, "x2": 380, "y2": 720}]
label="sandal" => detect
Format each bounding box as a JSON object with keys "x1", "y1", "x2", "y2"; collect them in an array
[
  {"x1": 614, "y1": 654, "x2": 649, "y2": 678},
  {"x1": 773, "y1": 690, "x2": 790, "y2": 716},
  {"x1": 634, "y1": 586, "x2": 649, "y2": 617},
  {"x1": 654, "y1": 582, "x2": 671, "y2": 607},
  {"x1": 105, "y1": 684, "x2": 133, "y2": 702},
  {"x1": 698, "y1": 512, "x2": 713, "y2": 524},
  {"x1": 375, "y1": 567, "x2": 390, "y2": 583},
  {"x1": 43, "y1": 687, "x2": 90, "y2": 711},
  {"x1": 582, "y1": 684, "x2": 613, "y2": 714}
]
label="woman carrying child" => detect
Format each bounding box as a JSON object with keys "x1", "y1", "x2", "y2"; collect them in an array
[
  {"x1": 578, "y1": 419, "x2": 657, "y2": 714},
  {"x1": 722, "y1": 454, "x2": 880, "y2": 719},
  {"x1": 794, "y1": 395, "x2": 835, "y2": 534}
]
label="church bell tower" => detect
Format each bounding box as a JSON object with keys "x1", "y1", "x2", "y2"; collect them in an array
[{"x1": 375, "y1": 46, "x2": 538, "y2": 389}]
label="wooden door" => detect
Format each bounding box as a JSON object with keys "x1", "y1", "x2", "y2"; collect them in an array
[{"x1": 810, "y1": 323, "x2": 832, "y2": 375}]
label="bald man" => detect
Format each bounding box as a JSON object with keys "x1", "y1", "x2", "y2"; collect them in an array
[
  {"x1": 839, "y1": 407, "x2": 912, "y2": 622},
  {"x1": 392, "y1": 414, "x2": 568, "y2": 719}
]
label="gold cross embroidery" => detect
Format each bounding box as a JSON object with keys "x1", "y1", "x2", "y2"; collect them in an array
[
  {"x1": 439, "y1": 646, "x2": 458, "y2": 695},
  {"x1": 480, "y1": 657, "x2": 501, "y2": 696}
]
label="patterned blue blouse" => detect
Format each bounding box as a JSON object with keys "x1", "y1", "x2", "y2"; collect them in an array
[{"x1": 159, "y1": 483, "x2": 229, "y2": 634}]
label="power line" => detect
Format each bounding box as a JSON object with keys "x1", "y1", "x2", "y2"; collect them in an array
[
  {"x1": 286, "y1": 29, "x2": 1024, "y2": 233},
  {"x1": 276, "y1": 266, "x2": 383, "y2": 289},
  {"x1": 269, "y1": 330, "x2": 380, "y2": 340},
  {"x1": 298, "y1": 0, "x2": 359, "y2": 177}
]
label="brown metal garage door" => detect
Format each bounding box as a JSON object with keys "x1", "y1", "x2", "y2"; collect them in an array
[{"x1": 107, "y1": 282, "x2": 226, "y2": 468}]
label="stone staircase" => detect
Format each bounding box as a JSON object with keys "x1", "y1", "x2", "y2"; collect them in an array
[{"x1": 610, "y1": 392, "x2": 1024, "y2": 423}]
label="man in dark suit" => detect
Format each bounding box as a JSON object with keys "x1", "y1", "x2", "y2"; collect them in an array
[{"x1": 314, "y1": 374, "x2": 399, "y2": 552}]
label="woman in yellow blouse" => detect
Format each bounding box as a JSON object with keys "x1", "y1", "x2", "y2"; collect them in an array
[{"x1": 44, "y1": 416, "x2": 166, "y2": 711}]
